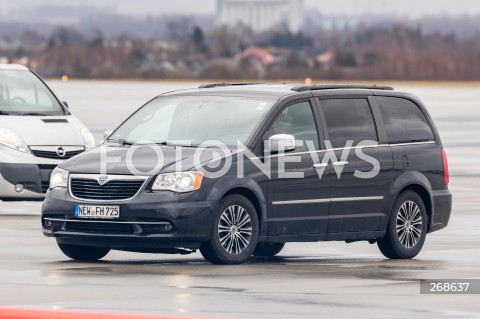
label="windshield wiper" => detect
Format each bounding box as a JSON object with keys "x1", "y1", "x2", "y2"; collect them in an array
[
  {"x1": 107, "y1": 139, "x2": 135, "y2": 146},
  {"x1": 107, "y1": 140, "x2": 195, "y2": 147},
  {"x1": 153, "y1": 141, "x2": 191, "y2": 147},
  {"x1": 0, "y1": 111, "x2": 15, "y2": 115},
  {"x1": 122, "y1": 140, "x2": 135, "y2": 146},
  {"x1": 18, "y1": 112, "x2": 49, "y2": 116}
]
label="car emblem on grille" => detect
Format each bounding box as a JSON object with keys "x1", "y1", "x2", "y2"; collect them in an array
[
  {"x1": 98, "y1": 175, "x2": 109, "y2": 185},
  {"x1": 56, "y1": 147, "x2": 66, "y2": 157}
]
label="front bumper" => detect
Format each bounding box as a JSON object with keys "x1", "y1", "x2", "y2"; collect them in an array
[
  {"x1": 0, "y1": 145, "x2": 74, "y2": 199},
  {"x1": 0, "y1": 163, "x2": 58, "y2": 199},
  {"x1": 42, "y1": 188, "x2": 217, "y2": 252}
]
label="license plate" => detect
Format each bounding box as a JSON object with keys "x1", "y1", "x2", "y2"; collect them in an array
[{"x1": 74, "y1": 204, "x2": 120, "y2": 219}]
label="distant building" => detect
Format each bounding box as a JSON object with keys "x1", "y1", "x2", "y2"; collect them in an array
[{"x1": 216, "y1": 0, "x2": 303, "y2": 33}]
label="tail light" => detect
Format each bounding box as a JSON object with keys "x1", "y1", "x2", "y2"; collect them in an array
[{"x1": 441, "y1": 148, "x2": 449, "y2": 185}]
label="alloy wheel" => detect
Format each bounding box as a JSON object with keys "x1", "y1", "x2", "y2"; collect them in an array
[
  {"x1": 217, "y1": 205, "x2": 253, "y2": 255},
  {"x1": 396, "y1": 201, "x2": 423, "y2": 248}
]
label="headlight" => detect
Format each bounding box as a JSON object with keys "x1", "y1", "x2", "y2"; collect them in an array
[
  {"x1": 0, "y1": 128, "x2": 30, "y2": 153},
  {"x1": 50, "y1": 167, "x2": 69, "y2": 189},
  {"x1": 152, "y1": 172, "x2": 203, "y2": 193},
  {"x1": 80, "y1": 127, "x2": 96, "y2": 150}
]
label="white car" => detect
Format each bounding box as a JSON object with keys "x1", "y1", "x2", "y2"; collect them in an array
[{"x1": 0, "y1": 64, "x2": 95, "y2": 200}]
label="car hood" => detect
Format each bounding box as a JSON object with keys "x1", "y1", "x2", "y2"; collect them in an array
[
  {"x1": 60, "y1": 144, "x2": 235, "y2": 176},
  {"x1": 0, "y1": 115, "x2": 85, "y2": 146}
]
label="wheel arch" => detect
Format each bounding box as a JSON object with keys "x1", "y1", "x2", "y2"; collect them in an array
[
  {"x1": 222, "y1": 187, "x2": 261, "y2": 217},
  {"x1": 398, "y1": 184, "x2": 432, "y2": 229},
  {"x1": 382, "y1": 171, "x2": 434, "y2": 232},
  {"x1": 206, "y1": 177, "x2": 268, "y2": 237}
]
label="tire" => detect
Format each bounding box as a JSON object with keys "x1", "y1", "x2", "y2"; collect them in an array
[
  {"x1": 57, "y1": 243, "x2": 110, "y2": 261},
  {"x1": 377, "y1": 191, "x2": 428, "y2": 259},
  {"x1": 253, "y1": 243, "x2": 285, "y2": 257},
  {"x1": 200, "y1": 195, "x2": 259, "y2": 264}
]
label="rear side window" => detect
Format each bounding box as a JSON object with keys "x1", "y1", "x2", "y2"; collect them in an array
[
  {"x1": 321, "y1": 99, "x2": 377, "y2": 148},
  {"x1": 376, "y1": 97, "x2": 434, "y2": 143}
]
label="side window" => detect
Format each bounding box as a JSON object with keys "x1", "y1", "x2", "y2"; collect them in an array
[
  {"x1": 321, "y1": 99, "x2": 377, "y2": 148},
  {"x1": 267, "y1": 101, "x2": 319, "y2": 152},
  {"x1": 376, "y1": 96, "x2": 434, "y2": 143}
]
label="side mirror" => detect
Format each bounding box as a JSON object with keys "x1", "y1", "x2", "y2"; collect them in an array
[
  {"x1": 103, "y1": 129, "x2": 113, "y2": 139},
  {"x1": 101, "y1": 129, "x2": 113, "y2": 143},
  {"x1": 63, "y1": 101, "x2": 69, "y2": 108},
  {"x1": 268, "y1": 134, "x2": 296, "y2": 153}
]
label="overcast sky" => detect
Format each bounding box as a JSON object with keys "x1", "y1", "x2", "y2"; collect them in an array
[{"x1": 0, "y1": 0, "x2": 479, "y2": 17}]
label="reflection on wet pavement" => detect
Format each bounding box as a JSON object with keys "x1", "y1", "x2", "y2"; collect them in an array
[{"x1": 0, "y1": 209, "x2": 479, "y2": 319}]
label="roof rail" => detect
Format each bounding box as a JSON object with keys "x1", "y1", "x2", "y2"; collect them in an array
[
  {"x1": 198, "y1": 83, "x2": 262, "y2": 89},
  {"x1": 291, "y1": 84, "x2": 394, "y2": 92}
]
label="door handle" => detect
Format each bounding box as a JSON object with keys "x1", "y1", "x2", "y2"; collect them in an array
[
  {"x1": 333, "y1": 161, "x2": 349, "y2": 166},
  {"x1": 313, "y1": 163, "x2": 328, "y2": 168}
]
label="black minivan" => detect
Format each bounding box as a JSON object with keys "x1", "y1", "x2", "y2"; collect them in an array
[{"x1": 42, "y1": 84, "x2": 452, "y2": 264}]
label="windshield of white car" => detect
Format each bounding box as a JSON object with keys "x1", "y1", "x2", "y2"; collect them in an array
[
  {"x1": 108, "y1": 95, "x2": 275, "y2": 147},
  {"x1": 0, "y1": 69, "x2": 65, "y2": 116}
]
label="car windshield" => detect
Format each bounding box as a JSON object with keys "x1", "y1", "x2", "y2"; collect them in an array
[
  {"x1": 109, "y1": 95, "x2": 275, "y2": 147},
  {"x1": 0, "y1": 69, "x2": 65, "y2": 115}
]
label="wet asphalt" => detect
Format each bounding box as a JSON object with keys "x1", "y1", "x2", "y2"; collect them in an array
[{"x1": 0, "y1": 82, "x2": 479, "y2": 318}]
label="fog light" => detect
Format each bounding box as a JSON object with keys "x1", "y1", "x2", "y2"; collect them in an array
[
  {"x1": 165, "y1": 223, "x2": 173, "y2": 232},
  {"x1": 14, "y1": 183, "x2": 24, "y2": 193},
  {"x1": 44, "y1": 219, "x2": 52, "y2": 227}
]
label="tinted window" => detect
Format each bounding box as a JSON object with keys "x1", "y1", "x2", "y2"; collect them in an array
[
  {"x1": 267, "y1": 101, "x2": 319, "y2": 152},
  {"x1": 321, "y1": 99, "x2": 377, "y2": 148},
  {"x1": 376, "y1": 97, "x2": 434, "y2": 143}
]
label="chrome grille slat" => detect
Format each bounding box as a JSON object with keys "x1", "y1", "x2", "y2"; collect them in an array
[
  {"x1": 71, "y1": 187, "x2": 141, "y2": 191},
  {"x1": 73, "y1": 180, "x2": 143, "y2": 185},
  {"x1": 73, "y1": 191, "x2": 141, "y2": 194},
  {"x1": 74, "y1": 183, "x2": 143, "y2": 186}
]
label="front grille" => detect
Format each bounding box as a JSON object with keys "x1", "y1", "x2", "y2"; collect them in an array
[
  {"x1": 32, "y1": 149, "x2": 83, "y2": 160},
  {"x1": 70, "y1": 178, "x2": 145, "y2": 200},
  {"x1": 41, "y1": 181, "x2": 50, "y2": 192},
  {"x1": 38, "y1": 164, "x2": 58, "y2": 170},
  {"x1": 24, "y1": 182, "x2": 38, "y2": 193},
  {"x1": 65, "y1": 221, "x2": 134, "y2": 234}
]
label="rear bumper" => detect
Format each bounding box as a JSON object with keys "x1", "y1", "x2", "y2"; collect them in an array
[
  {"x1": 42, "y1": 188, "x2": 217, "y2": 252},
  {"x1": 429, "y1": 189, "x2": 452, "y2": 233}
]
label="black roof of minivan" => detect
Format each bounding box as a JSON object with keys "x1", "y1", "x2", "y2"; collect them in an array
[{"x1": 162, "y1": 83, "x2": 396, "y2": 99}]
